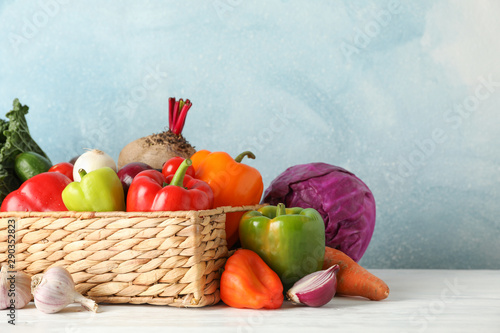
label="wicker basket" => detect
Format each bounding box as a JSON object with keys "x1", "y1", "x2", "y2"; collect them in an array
[{"x1": 0, "y1": 205, "x2": 259, "y2": 307}]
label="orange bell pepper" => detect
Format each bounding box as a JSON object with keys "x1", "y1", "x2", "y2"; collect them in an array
[
  {"x1": 191, "y1": 150, "x2": 264, "y2": 248},
  {"x1": 220, "y1": 249, "x2": 283, "y2": 309}
]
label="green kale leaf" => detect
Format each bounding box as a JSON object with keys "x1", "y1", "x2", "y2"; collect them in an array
[{"x1": 0, "y1": 99, "x2": 51, "y2": 203}]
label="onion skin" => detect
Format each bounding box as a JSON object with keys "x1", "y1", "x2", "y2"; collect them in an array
[
  {"x1": 286, "y1": 264, "x2": 339, "y2": 307},
  {"x1": 117, "y1": 162, "x2": 153, "y2": 196}
]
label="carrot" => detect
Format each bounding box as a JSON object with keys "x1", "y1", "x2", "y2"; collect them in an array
[{"x1": 323, "y1": 246, "x2": 389, "y2": 301}]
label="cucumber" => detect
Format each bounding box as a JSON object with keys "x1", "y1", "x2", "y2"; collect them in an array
[{"x1": 14, "y1": 151, "x2": 52, "y2": 182}]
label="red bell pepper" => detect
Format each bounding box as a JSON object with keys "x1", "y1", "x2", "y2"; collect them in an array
[
  {"x1": 127, "y1": 158, "x2": 213, "y2": 212},
  {"x1": 0, "y1": 172, "x2": 72, "y2": 212},
  {"x1": 48, "y1": 162, "x2": 74, "y2": 181}
]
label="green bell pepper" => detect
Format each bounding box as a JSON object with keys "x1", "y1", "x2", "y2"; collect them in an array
[
  {"x1": 239, "y1": 203, "x2": 325, "y2": 290},
  {"x1": 62, "y1": 167, "x2": 125, "y2": 212}
]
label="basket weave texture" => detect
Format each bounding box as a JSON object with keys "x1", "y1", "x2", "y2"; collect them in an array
[{"x1": 0, "y1": 206, "x2": 258, "y2": 307}]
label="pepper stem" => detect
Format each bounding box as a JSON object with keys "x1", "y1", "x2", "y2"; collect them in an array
[
  {"x1": 78, "y1": 169, "x2": 87, "y2": 179},
  {"x1": 169, "y1": 158, "x2": 192, "y2": 187},
  {"x1": 234, "y1": 151, "x2": 256, "y2": 163},
  {"x1": 276, "y1": 203, "x2": 287, "y2": 217}
]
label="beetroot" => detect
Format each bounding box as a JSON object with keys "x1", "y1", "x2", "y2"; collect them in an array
[{"x1": 117, "y1": 98, "x2": 196, "y2": 170}]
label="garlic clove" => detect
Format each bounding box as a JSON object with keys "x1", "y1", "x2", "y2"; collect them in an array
[
  {"x1": 31, "y1": 267, "x2": 98, "y2": 314},
  {"x1": 286, "y1": 264, "x2": 339, "y2": 307},
  {"x1": 0, "y1": 265, "x2": 32, "y2": 310}
]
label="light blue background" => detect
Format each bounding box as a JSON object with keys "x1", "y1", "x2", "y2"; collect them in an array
[{"x1": 1, "y1": 0, "x2": 499, "y2": 269}]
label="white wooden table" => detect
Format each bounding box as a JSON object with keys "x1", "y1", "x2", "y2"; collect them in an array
[{"x1": 3, "y1": 269, "x2": 500, "y2": 333}]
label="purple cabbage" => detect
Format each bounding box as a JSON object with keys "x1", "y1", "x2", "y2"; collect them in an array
[{"x1": 262, "y1": 163, "x2": 376, "y2": 262}]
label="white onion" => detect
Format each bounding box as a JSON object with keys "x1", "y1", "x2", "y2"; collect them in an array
[{"x1": 73, "y1": 149, "x2": 116, "y2": 181}]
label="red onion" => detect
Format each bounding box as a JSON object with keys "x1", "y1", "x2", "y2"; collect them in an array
[{"x1": 286, "y1": 264, "x2": 339, "y2": 307}]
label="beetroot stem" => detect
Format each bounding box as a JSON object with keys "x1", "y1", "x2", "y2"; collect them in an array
[
  {"x1": 168, "y1": 97, "x2": 175, "y2": 132},
  {"x1": 172, "y1": 100, "x2": 180, "y2": 132},
  {"x1": 179, "y1": 99, "x2": 185, "y2": 114},
  {"x1": 173, "y1": 100, "x2": 192, "y2": 135}
]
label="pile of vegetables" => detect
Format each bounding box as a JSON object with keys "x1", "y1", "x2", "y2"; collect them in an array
[
  {"x1": 0, "y1": 97, "x2": 389, "y2": 313},
  {"x1": 221, "y1": 204, "x2": 389, "y2": 310}
]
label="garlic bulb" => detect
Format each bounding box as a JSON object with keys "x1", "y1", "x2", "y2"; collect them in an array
[
  {"x1": 286, "y1": 264, "x2": 340, "y2": 307},
  {"x1": 0, "y1": 265, "x2": 32, "y2": 309},
  {"x1": 31, "y1": 267, "x2": 98, "y2": 314}
]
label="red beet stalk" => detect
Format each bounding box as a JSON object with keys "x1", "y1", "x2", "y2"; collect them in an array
[{"x1": 168, "y1": 97, "x2": 192, "y2": 135}]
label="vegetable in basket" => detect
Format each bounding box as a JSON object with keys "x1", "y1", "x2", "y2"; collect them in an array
[
  {"x1": 220, "y1": 249, "x2": 283, "y2": 309},
  {"x1": 239, "y1": 203, "x2": 325, "y2": 290},
  {"x1": 127, "y1": 158, "x2": 213, "y2": 211},
  {"x1": 161, "y1": 156, "x2": 195, "y2": 177},
  {"x1": 73, "y1": 149, "x2": 117, "y2": 182},
  {"x1": 48, "y1": 162, "x2": 74, "y2": 181},
  {"x1": 118, "y1": 97, "x2": 196, "y2": 170},
  {"x1": 0, "y1": 99, "x2": 51, "y2": 204},
  {"x1": 117, "y1": 162, "x2": 153, "y2": 197},
  {"x1": 62, "y1": 167, "x2": 125, "y2": 212},
  {"x1": 14, "y1": 151, "x2": 52, "y2": 182},
  {"x1": 0, "y1": 172, "x2": 71, "y2": 212},
  {"x1": 191, "y1": 150, "x2": 264, "y2": 248},
  {"x1": 262, "y1": 162, "x2": 376, "y2": 262}
]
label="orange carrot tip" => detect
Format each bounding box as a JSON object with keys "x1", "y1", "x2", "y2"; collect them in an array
[{"x1": 323, "y1": 246, "x2": 389, "y2": 301}]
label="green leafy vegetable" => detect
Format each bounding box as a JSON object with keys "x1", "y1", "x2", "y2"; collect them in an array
[{"x1": 0, "y1": 99, "x2": 51, "y2": 203}]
